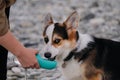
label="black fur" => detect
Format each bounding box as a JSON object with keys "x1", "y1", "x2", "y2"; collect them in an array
[
  {"x1": 54, "y1": 23, "x2": 68, "y2": 39},
  {"x1": 93, "y1": 37, "x2": 120, "y2": 80},
  {"x1": 64, "y1": 48, "x2": 77, "y2": 61},
  {"x1": 76, "y1": 31, "x2": 79, "y2": 41},
  {"x1": 74, "y1": 42, "x2": 96, "y2": 61},
  {"x1": 64, "y1": 42, "x2": 96, "y2": 62}
]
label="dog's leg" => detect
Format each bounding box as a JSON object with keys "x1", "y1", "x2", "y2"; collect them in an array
[{"x1": 88, "y1": 73, "x2": 102, "y2": 80}]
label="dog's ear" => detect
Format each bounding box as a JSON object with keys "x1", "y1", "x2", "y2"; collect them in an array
[
  {"x1": 64, "y1": 11, "x2": 79, "y2": 29},
  {"x1": 43, "y1": 13, "x2": 53, "y2": 27}
]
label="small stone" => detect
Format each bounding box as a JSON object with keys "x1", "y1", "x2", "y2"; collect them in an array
[
  {"x1": 7, "y1": 76, "x2": 18, "y2": 80},
  {"x1": 29, "y1": 72, "x2": 41, "y2": 76},
  {"x1": 7, "y1": 70, "x2": 14, "y2": 76},
  {"x1": 71, "y1": 6, "x2": 77, "y2": 10},
  {"x1": 7, "y1": 62, "x2": 19, "y2": 70},
  {"x1": 14, "y1": 72, "x2": 25, "y2": 78},
  {"x1": 20, "y1": 21, "x2": 34, "y2": 28},
  {"x1": 90, "y1": 1, "x2": 99, "y2": 8},
  {"x1": 82, "y1": 13, "x2": 96, "y2": 21},
  {"x1": 11, "y1": 67, "x2": 21, "y2": 73},
  {"x1": 89, "y1": 18, "x2": 105, "y2": 26}
]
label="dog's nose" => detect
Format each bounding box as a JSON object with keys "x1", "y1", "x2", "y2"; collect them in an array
[{"x1": 44, "y1": 52, "x2": 51, "y2": 58}]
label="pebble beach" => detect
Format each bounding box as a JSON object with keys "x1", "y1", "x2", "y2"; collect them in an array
[{"x1": 7, "y1": 0, "x2": 120, "y2": 80}]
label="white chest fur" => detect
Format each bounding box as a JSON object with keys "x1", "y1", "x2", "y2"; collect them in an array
[{"x1": 59, "y1": 59, "x2": 85, "y2": 80}]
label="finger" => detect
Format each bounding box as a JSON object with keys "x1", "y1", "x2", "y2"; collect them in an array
[
  {"x1": 33, "y1": 49, "x2": 39, "y2": 55},
  {"x1": 34, "y1": 51, "x2": 39, "y2": 55},
  {"x1": 34, "y1": 62, "x2": 40, "y2": 69},
  {"x1": 28, "y1": 48, "x2": 38, "y2": 55},
  {"x1": 24, "y1": 67, "x2": 30, "y2": 69},
  {"x1": 30, "y1": 64, "x2": 35, "y2": 69},
  {"x1": 23, "y1": 65, "x2": 31, "y2": 69},
  {"x1": 36, "y1": 64, "x2": 40, "y2": 69}
]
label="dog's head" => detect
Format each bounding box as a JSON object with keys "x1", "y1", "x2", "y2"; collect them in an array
[{"x1": 41, "y1": 11, "x2": 80, "y2": 61}]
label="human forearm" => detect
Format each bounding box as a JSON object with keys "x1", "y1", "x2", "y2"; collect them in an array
[{"x1": 0, "y1": 30, "x2": 25, "y2": 56}]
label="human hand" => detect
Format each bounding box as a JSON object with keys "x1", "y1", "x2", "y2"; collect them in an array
[
  {"x1": 16, "y1": 48, "x2": 40, "y2": 69},
  {"x1": 0, "y1": 30, "x2": 40, "y2": 69}
]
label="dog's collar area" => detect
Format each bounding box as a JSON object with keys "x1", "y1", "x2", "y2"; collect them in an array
[
  {"x1": 64, "y1": 42, "x2": 96, "y2": 62},
  {"x1": 64, "y1": 48, "x2": 77, "y2": 61},
  {"x1": 63, "y1": 31, "x2": 79, "y2": 61},
  {"x1": 74, "y1": 42, "x2": 96, "y2": 62},
  {"x1": 76, "y1": 31, "x2": 79, "y2": 41}
]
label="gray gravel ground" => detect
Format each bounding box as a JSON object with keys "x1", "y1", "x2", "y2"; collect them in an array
[{"x1": 7, "y1": 0, "x2": 120, "y2": 80}]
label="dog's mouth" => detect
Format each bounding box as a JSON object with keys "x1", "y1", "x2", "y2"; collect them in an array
[{"x1": 48, "y1": 56, "x2": 56, "y2": 61}]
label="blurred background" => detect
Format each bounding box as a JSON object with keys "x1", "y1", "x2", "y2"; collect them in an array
[{"x1": 7, "y1": 0, "x2": 120, "y2": 80}]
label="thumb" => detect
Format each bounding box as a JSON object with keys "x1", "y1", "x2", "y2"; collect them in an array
[
  {"x1": 33, "y1": 50, "x2": 38, "y2": 55},
  {"x1": 34, "y1": 50, "x2": 39, "y2": 55},
  {"x1": 27, "y1": 48, "x2": 38, "y2": 55},
  {"x1": 29, "y1": 48, "x2": 38, "y2": 55}
]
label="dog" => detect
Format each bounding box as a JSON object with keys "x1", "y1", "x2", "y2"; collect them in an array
[{"x1": 41, "y1": 11, "x2": 120, "y2": 80}]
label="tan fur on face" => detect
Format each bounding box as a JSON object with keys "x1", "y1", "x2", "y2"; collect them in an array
[
  {"x1": 67, "y1": 29, "x2": 78, "y2": 48},
  {"x1": 52, "y1": 23, "x2": 77, "y2": 49},
  {"x1": 52, "y1": 34, "x2": 63, "y2": 48},
  {"x1": 52, "y1": 32, "x2": 76, "y2": 50}
]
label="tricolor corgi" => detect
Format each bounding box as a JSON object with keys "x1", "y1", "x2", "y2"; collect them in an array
[{"x1": 41, "y1": 11, "x2": 120, "y2": 80}]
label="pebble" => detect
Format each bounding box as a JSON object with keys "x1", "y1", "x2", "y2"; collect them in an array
[
  {"x1": 7, "y1": 62, "x2": 18, "y2": 70},
  {"x1": 7, "y1": 70, "x2": 15, "y2": 76},
  {"x1": 7, "y1": 76, "x2": 18, "y2": 80},
  {"x1": 11, "y1": 67, "x2": 21, "y2": 73},
  {"x1": 89, "y1": 18, "x2": 105, "y2": 26},
  {"x1": 81, "y1": 13, "x2": 96, "y2": 21},
  {"x1": 7, "y1": 0, "x2": 120, "y2": 80},
  {"x1": 20, "y1": 21, "x2": 34, "y2": 28}
]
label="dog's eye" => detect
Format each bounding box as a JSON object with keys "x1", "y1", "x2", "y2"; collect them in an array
[
  {"x1": 44, "y1": 37, "x2": 49, "y2": 43},
  {"x1": 54, "y1": 39, "x2": 61, "y2": 44}
]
